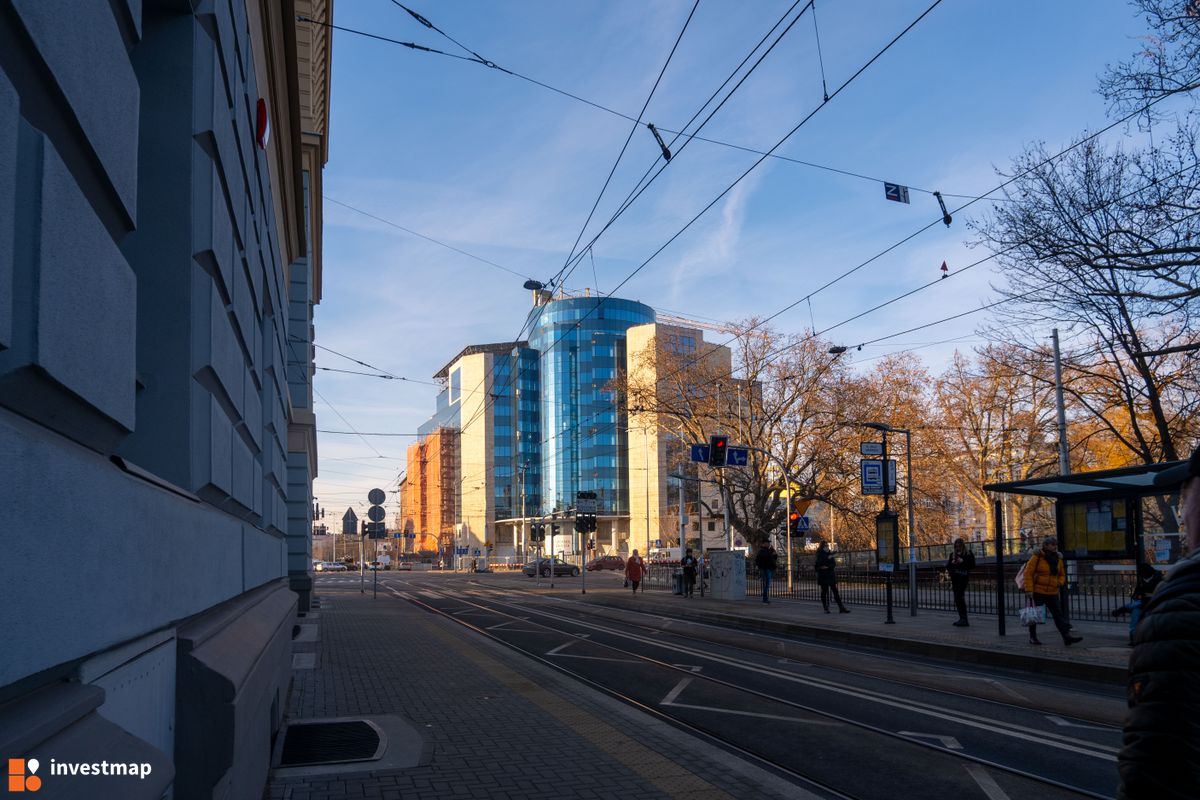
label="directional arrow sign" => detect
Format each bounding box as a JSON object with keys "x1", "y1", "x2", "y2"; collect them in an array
[
  {"x1": 726, "y1": 447, "x2": 749, "y2": 466},
  {"x1": 342, "y1": 507, "x2": 358, "y2": 535}
]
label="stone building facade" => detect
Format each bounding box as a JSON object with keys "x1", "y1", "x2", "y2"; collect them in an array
[{"x1": 0, "y1": 1, "x2": 331, "y2": 798}]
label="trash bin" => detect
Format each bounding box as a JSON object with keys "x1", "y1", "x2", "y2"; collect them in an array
[{"x1": 672, "y1": 570, "x2": 684, "y2": 595}]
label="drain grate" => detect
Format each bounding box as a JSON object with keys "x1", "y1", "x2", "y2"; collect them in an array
[{"x1": 279, "y1": 720, "x2": 382, "y2": 767}]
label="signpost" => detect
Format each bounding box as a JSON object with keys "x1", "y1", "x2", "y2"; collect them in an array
[
  {"x1": 860, "y1": 459, "x2": 896, "y2": 495},
  {"x1": 342, "y1": 508, "x2": 358, "y2": 536}
]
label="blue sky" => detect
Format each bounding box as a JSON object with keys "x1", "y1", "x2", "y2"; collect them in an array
[{"x1": 311, "y1": 0, "x2": 1156, "y2": 517}]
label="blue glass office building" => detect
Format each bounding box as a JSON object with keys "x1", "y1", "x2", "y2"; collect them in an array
[{"x1": 526, "y1": 297, "x2": 655, "y2": 516}]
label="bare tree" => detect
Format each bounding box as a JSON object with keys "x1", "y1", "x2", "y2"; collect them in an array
[
  {"x1": 1100, "y1": 0, "x2": 1200, "y2": 115},
  {"x1": 618, "y1": 323, "x2": 855, "y2": 548},
  {"x1": 972, "y1": 133, "x2": 1200, "y2": 462}
]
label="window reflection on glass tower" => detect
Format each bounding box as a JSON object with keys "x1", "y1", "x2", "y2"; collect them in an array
[{"x1": 526, "y1": 296, "x2": 655, "y2": 517}]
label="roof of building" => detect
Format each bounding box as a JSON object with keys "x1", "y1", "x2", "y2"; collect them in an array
[{"x1": 433, "y1": 341, "x2": 529, "y2": 380}]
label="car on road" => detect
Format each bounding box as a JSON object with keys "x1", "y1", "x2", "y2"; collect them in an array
[
  {"x1": 522, "y1": 558, "x2": 580, "y2": 578},
  {"x1": 586, "y1": 555, "x2": 626, "y2": 572},
  {"x1": 369, "y1": 561, "x2": 383, "y2": 571},
  {"x1": 395, "y1": 561, "x2": 412, "y2": 571},
  {"x1": 315, "y1": 561, "x2": 347, "y2": 572}
]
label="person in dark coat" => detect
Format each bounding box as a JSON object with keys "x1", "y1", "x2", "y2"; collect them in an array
[
  {"x1": 681, "y1": 548, "x2": 698, "y2": 598},
  {"x1": 1119, "y1": 445, "x2": 1200, "y2": 800},
  {"x1": 814, "y1": 542, "x2": 849, "y2": 613},
  {"x1": 1111, "y1": 563, "x2": 1164, "y2": 642},
  {"x1": 946, "y1": 537, "x2": 976, "y2": 627},
  {"x1": 755, "y1": 542, "x2": 778, "y2": 603}
]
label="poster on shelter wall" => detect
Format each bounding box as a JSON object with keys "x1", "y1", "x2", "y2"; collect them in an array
[{"x1": 1062, "y1": 498, "x2": 1128, "y2": 558}]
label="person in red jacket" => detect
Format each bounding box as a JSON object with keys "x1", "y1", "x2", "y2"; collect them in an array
[{"x1": 625, "y1": 549, "x2": 646, "y2": 594}]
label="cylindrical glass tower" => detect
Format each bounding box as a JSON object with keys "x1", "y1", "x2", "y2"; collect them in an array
[{"x1": 526, "y1": 296, "x2": 655, "y2": 516}]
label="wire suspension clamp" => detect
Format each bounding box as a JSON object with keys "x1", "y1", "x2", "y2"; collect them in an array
[{"x1": 647, "y1": 123, "x2": 673, "y2": 162}]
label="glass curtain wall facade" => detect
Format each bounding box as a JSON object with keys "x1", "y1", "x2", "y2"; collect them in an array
[
  {"x1": 494, "y1": 348, "x2": 542, "y2": 521},
  {"x1": 527, "y1": 298, "x2": 655, "y2": 516}
]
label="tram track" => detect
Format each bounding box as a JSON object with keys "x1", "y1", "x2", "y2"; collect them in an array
[{"x1": 382, "y1": 578, "x2": 1116, "y2": 799}]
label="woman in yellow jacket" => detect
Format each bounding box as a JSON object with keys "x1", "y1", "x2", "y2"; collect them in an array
[{"x1": 1024, "y1": 537, "x2": 1083, "y2": 646}]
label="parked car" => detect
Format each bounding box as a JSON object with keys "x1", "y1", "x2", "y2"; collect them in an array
[
  {"x1": 369, "y1": 561, "x2": 382, "y2": 571},
  {"x1": 395, "y1": 561, "x2": 413, "y2": 571},
  {"x1": 315, "y1": 561, "x2": 347, "y2": 572},
  {"x1": 586, "y1": 555, "x2": 626, "y2": 572},
  {"x1": 522, "y1": 558, "x2": 580, "y2": 578}
]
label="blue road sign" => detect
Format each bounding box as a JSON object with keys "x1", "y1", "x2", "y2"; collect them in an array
[
  {"x1": 796, "y1": 515, "x2": 811, "y2": 532},
  {"x1": 690, "y1": 443, "x2": 710, "y2": 463},
  {"x1": 726, "y1": 447, "x2": 748, "y2": 466}
]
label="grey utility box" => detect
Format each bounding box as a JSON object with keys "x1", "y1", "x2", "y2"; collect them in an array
[{"x1": 708, "y1": 550, "x2": 746, "y2": 601}]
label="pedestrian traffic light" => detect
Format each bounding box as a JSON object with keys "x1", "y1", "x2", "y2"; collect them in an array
[
  {"x1": 708, "y1": 434, "x2": 728, "y2": 467},
  {"x1": 551, "y1": 523, "x2": 560, "y2": 538},
  {"x1": 789, "y1": 510, "x2": 802, "y2": 535}
]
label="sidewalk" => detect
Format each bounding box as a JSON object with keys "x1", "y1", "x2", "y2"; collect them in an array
[{"x1": 265, "y1": 582, "x2": 817, "y2": 800}]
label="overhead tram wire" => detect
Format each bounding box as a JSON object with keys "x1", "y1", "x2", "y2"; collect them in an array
[
  {"x1": 753, "y1": 156, "x2": 1200, "y2": 369},
  {"x1": 618, "y1": 73, "x2": 1200, "y2": 399},
  {"x1": 452, "y1": 0, "x2": 947, "y2": 452},
  {"x1": 302, "y1": 9, "x2": 994, "y2": 233},
  {"x1": 558, "y1": 0, "x2": 701, "y2": 277},
  {"x1": 549, "y1": 0, "x2": 811, "y2": 292},
  {"x1": 553, "y1": 0, "x2": 816, "y2": 291},
  {"x1": 325, "y1": 197, "x2": 534, "y2": 280}
]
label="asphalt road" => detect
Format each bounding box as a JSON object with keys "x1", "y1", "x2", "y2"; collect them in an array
[{"x1": 320, "y1": 570, "x2": 1124, "y2": 799}]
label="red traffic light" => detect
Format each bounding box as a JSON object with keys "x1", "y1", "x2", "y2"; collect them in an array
[{"x1": 789, "y1": 511, "x2": 800, "y2": 522}]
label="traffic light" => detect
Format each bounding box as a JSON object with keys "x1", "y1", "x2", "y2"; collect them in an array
[
  {"x1": 708, "y1": 434, "x2": 728, "y2": 467},
  {"x1": 577, "y1": 511, "x2": 595, "y2": 533},
  {"x1": 551, "y1": 523, "x2": 561, "y2": 538},
  {"x1": 789, "y1": 510, "x2": 802, "y2": 535}
]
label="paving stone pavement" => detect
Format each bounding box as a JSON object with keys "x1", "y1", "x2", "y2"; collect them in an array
[{"x1": 266, "y1": 586, "x2": 814, "y2": 800}]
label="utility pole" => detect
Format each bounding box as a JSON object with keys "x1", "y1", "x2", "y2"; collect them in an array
[{"x1": 1052, "y1": 328, "x2": 1069, "y2": 475}]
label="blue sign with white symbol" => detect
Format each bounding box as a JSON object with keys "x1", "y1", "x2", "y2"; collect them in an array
[
  {"x1": 796, "y1": 515, "x2": 811, "y2": 532},
  {"x1": 726, "y1": 447, "x2": 749, "y2": 466},
  {"x1": 690, "y1": 444, "x2": 710, "y2": 463}
]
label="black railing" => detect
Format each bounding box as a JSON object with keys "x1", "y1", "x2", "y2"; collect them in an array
[{"x1": 641, "y1": 552, "x2": 1142, "y2": 623}]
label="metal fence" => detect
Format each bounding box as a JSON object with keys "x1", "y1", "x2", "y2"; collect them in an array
[{"x1": 640, "y1": 550, "x2": 1143, "y2": 623}]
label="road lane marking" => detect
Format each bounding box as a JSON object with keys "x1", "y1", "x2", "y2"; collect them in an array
[
  {"x1": 545, "y1": 639, "x2": 638, "y2": 662},
  {"x1": 965, "y1": 765, "x2": 1011, "y2": 800},
  {"x1": 1045, "y1": 715, "x2": 1113, "y2": 731},
  {"x1": 491, "y1": 600, "x2": 1120, "y2": 761},
  {"x1": 899, "y1": 732, "x2": 962, "y2": 749}
]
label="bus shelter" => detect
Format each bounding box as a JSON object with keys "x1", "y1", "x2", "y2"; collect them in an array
[
  {"x1": 985, "y1": 459, "x2": 1187, "y2": 623},
  {"x1": 986, "y1": 460, "x2": 1186, "y2": 565}
]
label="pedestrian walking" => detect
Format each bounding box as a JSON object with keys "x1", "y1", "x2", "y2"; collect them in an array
[
  {"x1": 815, "y1": 541, "x2": 849, "y2": 613},
  {"x1": 755, "y1": 541, "x2": 778, "y2": 603},
  {"x1": 681, "y1": 548, "x2": 698, "y2": 598},
  {"x1": 946, "y1": 537, "x2": 976, "y2": 626},
  {"x1": 1023, "y1": 536, "x2": 1081, "y2": 646},
  {"x1": 625, "y1": 549, "x2": 645, "y2": 594},
  {"x1": 1119, "y1": 445, "x2": 1200, "y2": 800},
  {"x1": 1110, "y1": 562, "x2": 1163, "y2": 643}
]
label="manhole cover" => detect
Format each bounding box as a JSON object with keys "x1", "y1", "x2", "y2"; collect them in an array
[{"x1": 279, "y1": 720, "x2": 383, "y2": 767}]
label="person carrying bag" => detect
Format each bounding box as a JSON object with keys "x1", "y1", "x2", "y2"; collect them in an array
[{"x1": 1023, "y1": 536, "x2": 1082, "y2": 647}]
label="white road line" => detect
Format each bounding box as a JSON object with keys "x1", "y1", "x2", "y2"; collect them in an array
[
  {"x1": 663, "y1": 701, "x2": 842, "y2": 725},
  {"x1": 965, "y1": 764, "x2": 1012, "y2": 800},
  {"x1": 661, "y1": 677, "x2": 693, "y2": 705},
  {"x1": 898, "y1": 732, "x2": 962, "y2": 749},
  {"x1": 544, "y1": 639, "x2": 639, "y2": 663},
  {"x1": 1045, "y1": 715, "x2": 1114, "y2": 731},
  {"x1": 493, "y1": 601, "x2": 1119, "y2": 760}
]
